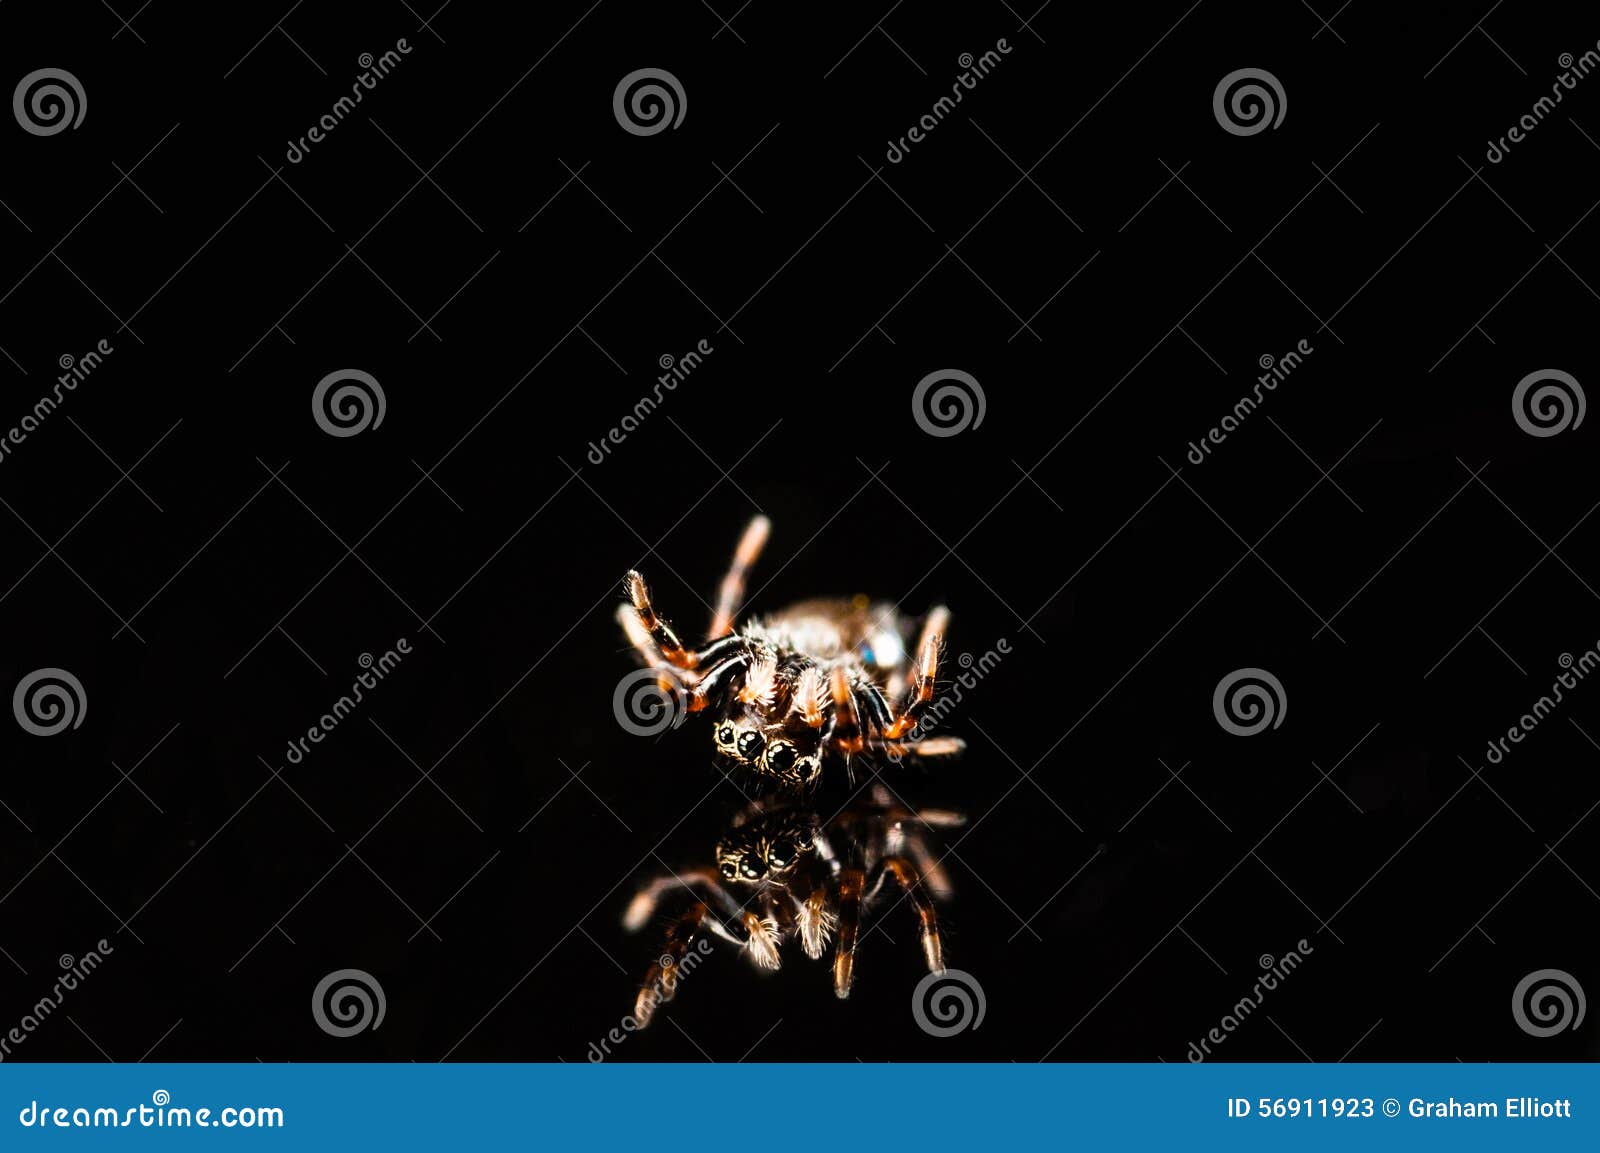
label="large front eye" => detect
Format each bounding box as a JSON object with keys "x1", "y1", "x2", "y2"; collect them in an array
[
  {"x1": 739, "y1": 853, "x2": 766, "y2": 880},
  {"x1": 766, "y1": 837, "x2": 797, "y2": 868},
  {"x1": 764, "y1": 741, "x2": 797, "y2": 775},
  {"x1": 736, "y1": 730, "x2": 765, "y2": 761},
  {"x1": 720, "y1": 861, "x2": 738, "y2": 879},
  {"x1": 794, "y1": 755, "x2": 820, "y2": 783},
  {"x1": 714, "y1": 722, "x2": 738, "y2": 753}
]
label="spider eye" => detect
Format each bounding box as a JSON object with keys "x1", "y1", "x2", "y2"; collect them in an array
[
  {"x1": 794, "y1": 755, "x2": 820, "y2": 783},
  {"x1": 720, "y1": 861, "x2": 738, "y2": 879},
  {"x1": 739, "y1": 853, "x2": 766, "y2": 880},
  {"x1": 736, "y1": 731, "x2": 765, "y2": 760},
  {"x1": 765, "y1": 741, "x2": 797, "y2": 774},
  {"x1": 714, "y1": 723, "x2": 737, "y2": 751},
  {"x1": 767, "y1": 837, "x2": 797, "y2": 867}
]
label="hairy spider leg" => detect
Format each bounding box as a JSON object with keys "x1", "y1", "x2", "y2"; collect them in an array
[
  {"x1": 618, "y1": 600, "x2": 752, "y2": 709},
  {"x1": 623, "y1": 868, "x2": 744, "y2": 932},
  {"x1": 865, "y1": 735, "x2": 968, "y2": 758},
  {"x1": 832, "y1": 867, "x2": 865, "y2": 999},
  {"x1": 901, "y1": 828, "x2": 955, "y2": 899},
  {"x1": 882, "y1": 605, "x2": 949, "y2": 739},
  {"x1": 710, "y1": 515, "x2": 771, "y2": 640},
  {"x1": 683, "y1": 649, "x2": 752, "y2": 713},
  {"x1": 869, "y1": 856, "x2": 946, "y2": 974},
  {"x1": 632, "y1": 900, "x2": 715, "y2": 1028},
  {"x1": 827, "y1": 667, "x2": 865, "y2": 754},
  {"x1": 623, "y1": 571, "x2": 694, "y2": 669},
  {"x1": 626, "y1": 874, "x2": 778, "y2": 1027}
]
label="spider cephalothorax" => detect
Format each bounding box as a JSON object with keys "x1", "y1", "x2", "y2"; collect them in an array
[
  {"x1": 618, "y1": 516, "x2": 966, "y2": 786},
  {"x1": 623, "y1": 789, "x2": 966, "y2": 1025}
]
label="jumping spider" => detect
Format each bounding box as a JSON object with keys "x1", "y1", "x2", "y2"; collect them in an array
[
  {"x1": 623, "y1": 788, "x2": 966, "y2": 1024},
  {"x1": 618, "y1": 516, "x2": 965, "y2": 786}
]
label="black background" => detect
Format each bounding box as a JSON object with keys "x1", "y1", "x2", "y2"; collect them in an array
[{"x1": 2, "y1": 1, "x2": 1598, "y2": 1063}]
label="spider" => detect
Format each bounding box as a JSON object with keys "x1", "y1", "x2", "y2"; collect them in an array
[
  {"x1": 622, "y1": 788, "x2": 965, "y2": 1025},
  {"x1": 617, "y1": 515, "x2": 965, "y2": 787}
]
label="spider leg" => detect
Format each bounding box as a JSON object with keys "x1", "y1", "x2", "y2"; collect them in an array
[
  {"x1": 682, "y1": 650, "x2": 752, "y2": 715},
  {"x1": 832, "y1": 867, "x2": 865, "y2": 998},
  {"x1": 791, "y1": 882, "x2": 838, "y2": 960},
  {"x1": 624, "y1": 566, "x2": 755, "y2": 659},
  {"x1": 622, "y1": 868, "x2": 743, "y2": 931},
  {"x1": 902, "y1": 829, "x2": 955, "y2": 899},
  {"x1": 631, "y1": 900, "x2": 720, "y2": 1028},
  {"x1": 864, "y1": 735, "x2": 968, "y2": 758},
  {"x1": 627, "y1": 875, "x2": 781, "y2": 1026},
  {"x1": 909, "y1": 806, "x2": 968, "y2": 829},
  {"x1": 868, "y1": 856, "x2": 946, "y2": 974},
  {"x1": 731, "y1": 908, "x2": 782, "y2": 970},
  {"x1": 710, "y1": 515, "x2": 771, "y2": 640},
  {"x1": 622, "y1": 571, "x2": 697, "y2": 670},
  {"x1": 882, "y1": 606, "x2": 949, "y2": 740},
  {"x1": 827, "y1": 668, "x2": 866, "y2": 755},
  {"x1": 619, "y1": 596, "x2": 753, "y2": 719}
]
